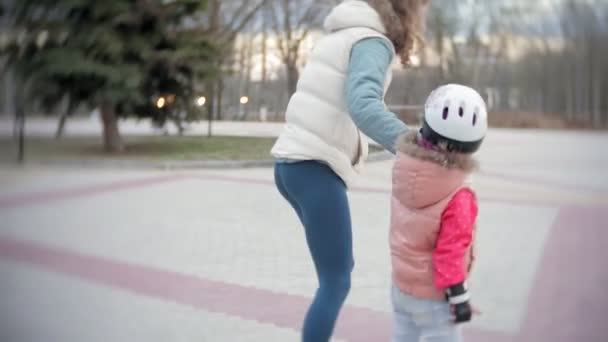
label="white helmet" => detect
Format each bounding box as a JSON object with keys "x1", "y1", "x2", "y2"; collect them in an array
[{"x1": 421, "y1": 84, "x2": 488, "y2": 153}]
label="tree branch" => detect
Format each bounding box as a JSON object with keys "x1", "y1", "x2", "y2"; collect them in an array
[
  {"x1": 294, "y1": 1, "x2": 323, "y2": 30},
  {"x1": 220, "y1": 0, "x2": 268, "y2": 43},
  {"x1": 268, "y1": 0, "x2": 288, "y2": 59}
]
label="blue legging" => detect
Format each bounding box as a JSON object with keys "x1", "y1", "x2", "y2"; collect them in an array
[{"x1": 274, "y1": 161, "x2": 353, "y2": 342}]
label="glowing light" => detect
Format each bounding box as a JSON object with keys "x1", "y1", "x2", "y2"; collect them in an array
[
  {"x1": 156, "y1": 97, "x2": 166, "y2": 109},
  {"x1": 240, "y1": 96, "x2": 249, "y2": 105},
  {"x1": 196, "y1": 96, "x2": 206, "y2": 107}
]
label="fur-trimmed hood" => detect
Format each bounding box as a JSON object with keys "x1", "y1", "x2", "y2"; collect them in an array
[
  {"x1": 396, "y1": 130, "x2": 478, "y2": 172},
  {"x1": 392, "y1": 130, "x2": 476, "y2": 209},
  {"x1": 324, "y1": 0, "x2": 387, "y2": 33}
]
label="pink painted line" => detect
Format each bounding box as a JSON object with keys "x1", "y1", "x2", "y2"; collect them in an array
[
  {"x1": 0, "y1": 236, "x2": 508, "y2": 342},
  {"x1": 188, "y1": 173, "x2": 389, "y2": 195},
  {"x1": 0, "y1": 235, "x2": 308, "y2": 330},
  {"x1": 0, "y1": 171, "x2": 582, "y2": 210},
  {"x1": 195, "y1": 173, "x2": 568, "y2": 208},
  {"x1": 0, "y1": 174, "x2": 188, "y2": 209},
  {"x1": 519, "y1": 205, "x2": 608, "y2": 342},
  {"x1": 187, "y1": 174, "x2": 274, "y2": 187}
]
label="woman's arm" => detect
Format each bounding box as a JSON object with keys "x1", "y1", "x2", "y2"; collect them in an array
[{"x1": 345, "y1": 38, "x2": 408, "y2": 154}]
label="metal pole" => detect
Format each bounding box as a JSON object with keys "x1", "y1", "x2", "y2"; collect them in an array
[{"x1": 207, "y1": 105, "x2": 212, "y2": 137}]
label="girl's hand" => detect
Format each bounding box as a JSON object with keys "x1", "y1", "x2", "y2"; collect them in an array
[
  {"x1": 450, "y1": 302, "x2": 481, "y2": 323},
  {"x1": 450, "y1": 302, "x2": 472, "y2": 323}
]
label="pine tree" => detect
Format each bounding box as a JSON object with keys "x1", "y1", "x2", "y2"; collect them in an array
[{"x1": 2, "y1": 0, "x2": 218, "y2": 152}]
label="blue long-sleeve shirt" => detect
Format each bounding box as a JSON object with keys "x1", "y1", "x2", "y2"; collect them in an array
[
  {"x1": 345, "y1": 37, "x2": 408, "y2": 154},
  {"x1": 277, "y1": 37, "x2": 408, "y2": 164}
]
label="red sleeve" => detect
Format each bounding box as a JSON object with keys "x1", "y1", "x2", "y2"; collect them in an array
[{"x1": 433, "y1": 188, "x2": 478, "y2": 290}]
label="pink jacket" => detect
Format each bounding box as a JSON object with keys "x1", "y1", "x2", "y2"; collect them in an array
[{"x1": 390, "y1": 131, "x2": 478, "y2": 300}]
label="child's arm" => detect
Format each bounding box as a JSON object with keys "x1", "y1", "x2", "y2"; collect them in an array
[
  {"x1": 345, "y1": 38, "x2": 408, "y2": 154},
  {"x1": 433, "y1": 188, "x2": 478, "y2": 323}
]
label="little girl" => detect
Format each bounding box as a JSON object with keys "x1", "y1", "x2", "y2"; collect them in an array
[{"x1": 390, "y1": 84, "x2": 488, "y2": 341}]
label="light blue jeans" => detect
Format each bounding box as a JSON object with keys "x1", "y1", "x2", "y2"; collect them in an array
[{"x1": 391, "y1": 284, "x2": 462, "y2": 342}]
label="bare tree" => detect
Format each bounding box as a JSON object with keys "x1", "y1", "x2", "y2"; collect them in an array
[
  {"x1": 422, "y1": 0, "x2": 607, "y2": 128},
  {"x1": 207, "y1": 0, "x2": 608, "y2": 127},
  {"x1": 426, "y1": 0, "x2": 459, "y2": 82},
  {"x1": 267, "y1": 0, "x2": 335, "y2": 97},
  {"x1": 558, "y1": 0, "x2": 607, "y2": 126},
  {"x1": 202, "y1": 0, "x2": 267, "y2": 123}
]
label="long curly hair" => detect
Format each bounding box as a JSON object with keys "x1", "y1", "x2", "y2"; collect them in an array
[{"x1": 364, "y1": 0, "x2": 428, "y2": 67}]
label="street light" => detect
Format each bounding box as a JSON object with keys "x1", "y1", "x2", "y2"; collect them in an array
[
  {"x1": 156, "y1": 97, "x2": 166, "y2": 109},
  {"x1": 196, "y1": 96, "x2": 206, "y2": 107},
  {"x1": 240, "y1": 96, "x2": 249, "y2": 105}
]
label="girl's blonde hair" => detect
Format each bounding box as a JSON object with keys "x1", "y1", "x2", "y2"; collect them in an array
[{"x1": 364, "y1": 0, "x2": 428, "y2": 66}]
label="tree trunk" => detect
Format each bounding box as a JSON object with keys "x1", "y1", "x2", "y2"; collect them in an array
[
  {"x1": 2, "y1": 0, "x2": 15, "y2": 117},
  {"x1": 216, "y1": 77, "x2": 224, "y2": 120},
  {"x1": 16, "y1": 98, "x2": 25, "y2": 163},
  {"x1": 207, "y1": 80, "x2": 216, "y2": 121},
  {"x1": 604, "y1": 73, "x2": 608, "y2": 128},
  {"x1": 100, "y1": 100, "x2": 124, "y2": 153},
  {"x1": 565, "y1": 56, "x2": 575, "y2": 121},
  {"x1": 55, "y1": 114, "x2": 68, "y2": 139},
  {"x1": 540, "y1": 51, "x2": 551, "y2": 114},
  {"x1": 259, "y1": 15, "x2": 269, "y2": 119},
  {"x1": 238, "y1": 39, "x2": 247, "y2": 99},
  {"x1": 11, "y1": 76, "x2": 26, "y2": 162},
  {"x1": 7, "y1": 71, "x2": 19, "y2": 140},
  {"x1": 55, "y1": 99, "x2": 77, "y2": 139},
  {"x1": 174, "y1": 118, "x2": 184, "y2": 136},
  {"x1": 435, "y1": 25, "x2": 446, "y2": 82},
  {"x1": 244, "y1": 35, "x2": 254, "y2": 103},
  {"x1": 592, "y1": 71, "x2": 602, "y2": 128},
  {"x1": 573, "y1": 57, "x2": 584, "y2": 122},
  {"x1": 4, "y1": 68, "x2": 16, "y2": 122},
  {"x1": 13, "y1": 110, "x2": 19, "y2": 140},
  {"x1": 207, "y1": 105, "x2": 213, "y2": 138},
  {"x1": 590, "y1": 40, "x2": 602, "y2": 128},
  {"x1": 240, "y1": 38, "x2": 255, "y2": 121},
  {"x1": 286, "y1": 62, "x2": 299, "y2": 99},
  {"x1": 261, "y1": 16, "x2": 268, "y2": 87}
]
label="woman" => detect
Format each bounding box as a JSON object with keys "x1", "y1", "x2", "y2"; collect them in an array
[{"x1": 271, "y1": 1, "x2": 429, "y2": 341}]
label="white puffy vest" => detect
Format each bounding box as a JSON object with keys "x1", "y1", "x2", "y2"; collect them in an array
[{"x1": 271, "y1": 0, "x2": 395, "y2": 188}]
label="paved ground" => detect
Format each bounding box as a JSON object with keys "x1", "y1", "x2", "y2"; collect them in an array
[{"x1": 1, "y1": 127, "x2": 607, "y2": 342}]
